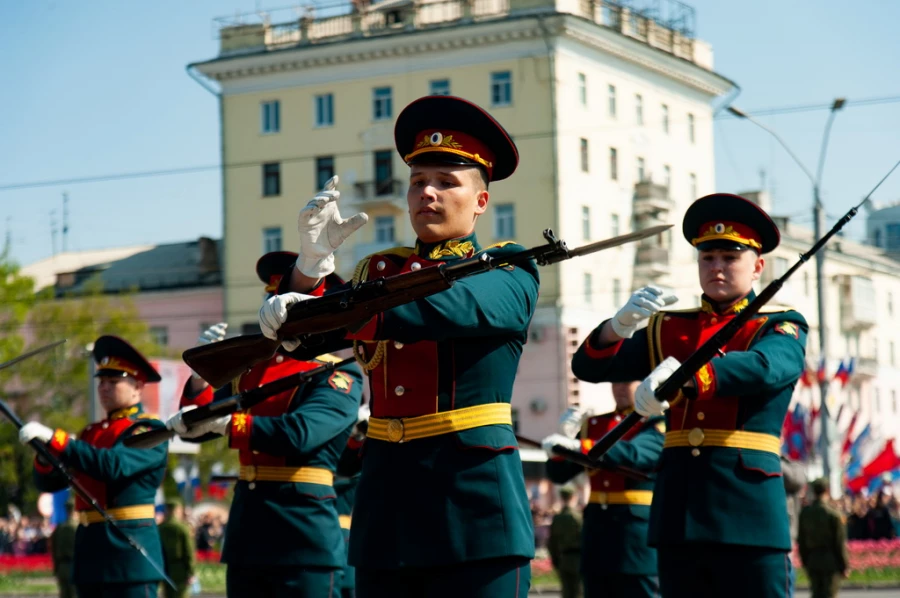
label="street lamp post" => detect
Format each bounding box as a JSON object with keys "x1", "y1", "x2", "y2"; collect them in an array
[{"x1": 727, "y1": 99, "x2": 846, "y2": 493}]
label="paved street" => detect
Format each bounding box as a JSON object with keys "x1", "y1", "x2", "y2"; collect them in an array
[{"x1": 528, "y1": 590, "x2": 898, "y2": 598}]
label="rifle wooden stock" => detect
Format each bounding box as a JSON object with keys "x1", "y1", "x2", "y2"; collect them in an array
[
  {"x1": 184, "y1": 226, "x2": 672, "y2": 388},
  {"x1": 124, "y1": 357, "x2": 355, "y2": 449}
]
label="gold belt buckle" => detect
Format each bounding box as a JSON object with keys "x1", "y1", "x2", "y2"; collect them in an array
[
  {"x1": 688, "y1": 428, "x2": 705, "y2": 447},
  {"x1": 386, "y1": 419, "x2": 405, "y2": 443},
  {"x1": 245, "y1": 465, "x2": 257, "y2": 482}
]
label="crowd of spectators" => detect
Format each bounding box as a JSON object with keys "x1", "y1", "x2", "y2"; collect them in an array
[
  {"x1": 0, "y1": 515, "x2": 52, "y2": 556},
  {"x1": 838, "y1": 490, "x2": 900, "y2": 540}
]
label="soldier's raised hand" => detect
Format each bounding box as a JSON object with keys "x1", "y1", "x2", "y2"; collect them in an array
[
  {"x1": 197, "y1": 322, "x2": 228, "y2": 346},
  {"x1": 541, "y1": 433, "x2": 581, "y2": 459},
  {"x1": 611, "y1": 285, "x2": 678, "y2": 339},
  {"x1": 634, "y1": 356, "x2": 680, "y2": 417},
  {"x1": 166, "y1": 405, "x2": 231, "y2": 439},
  {"x1": 296, "y1": 176, "x2": 369, "y2": 278}
]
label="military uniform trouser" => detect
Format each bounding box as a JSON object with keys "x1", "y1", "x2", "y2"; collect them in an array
[
  {"x1": 55, "y1": 576, "x2": 76, "y2": 598},
  {"x1": 227, "y1": 564, "x2": 343, "y2": 598},
  {"x1": 160, "y1": 582, "x2": 190, "y2": 598},
  {"x1": 76, "y1": 583, "x2": 159, "y2": 598},
  {"x1": 584, "y1": 573, "x2": 659, "y2": 598},
  {"x1": 356, "y1": 556, "x2": 531, "y2": 598},
  {"x1": 341, "y1": 591, "x2": 356, "y2": 598},
  {"x1": 806, "y1": 570, "x2": 842, "y2": 598},
  {"x1": 657, "y1": 544, "x2": 791, "y2": 598},
  {"x1": 557, "y1": 569, "x2": 583, "y2": 598}
]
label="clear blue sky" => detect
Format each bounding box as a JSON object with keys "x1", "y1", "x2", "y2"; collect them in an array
[{"x1": 2, "y1": 0, "x2": 899, "y2": 266}]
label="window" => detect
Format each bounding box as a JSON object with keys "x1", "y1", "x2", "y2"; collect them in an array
[
  {"x1": 888, "y1": 224, "x2": 900, "y2": 251},
  {"x1": 429, "y1": 79, "x2": 450, "y2": 96},
  {"x1": 663, "y1": 164, "x2": 671, "y2": 188},
  {"x1": 580, "y1": 138, "x2": 589, "y2": 172},
  {"x1": 260, "y1": 100, "x2": 280, "y2": 134},
  {"x1": 889, "y1": 292, "x2": 894, "y2": 317},
  {"x1": 607, "y1": 84, "x2": 616, "y2": 118},
  {"x1": 661, "y1": 103, "x2": 669, "y2": 134},
  {"x1": 375, "y1": 216, "x2": 395, "y2": 243},
  {"x1": 495, "y1": 204, "x2": 515, "y2": 238},
  {"x1": 491, "y1": 71, "x2": 512, "y2": 106},
  {"x1": 609, "y1": 147, "x2": 618, "y2": 180},
  {"x1": 241, "y1": 322, "x2": 262, "y2": 335},
  {"x1": 581, "y1": 206, "x2": 591, "y2": 240},
  {"x1": 689, "y1": 172, "x2": 697, "y2": 198},
  {"x1": 578, "y1": 72, "x2": 587, "y2": 105},
  {"x1": 584, "y1": 272, "x2": 593, "y2": 304},
  {"x1": 611, "y1": 213, "x2": 620, "y2": 237},
  {"x1": 373, "y1": 87, "x2": 393, "y2": 121},
  {"x1": 636, "y1": 157, "x2": 646, "y2": 182},
  {"x1": 874, "y1": 228, "x2": 882, "y2": 247},
  {"x1": 262, "y1": 227, "x2": 283, "y2": 253},
  {"x1": 612, "y1": 278, "x2": 622, "y2": 306},
  {"x1": 315, "y1": 156, "x2": 335, "y2": 190},
  {"x1": 374, "y1": 150, "x2": 394, "y2": 195},
  {"x1": 262, "y1": 163, "x2": 281, "y2": 197},
  {"x1": 635, "y1": 94, "x2": 643, "y2": 125},
  {"x1": 149, "y1": 326, "x2": 169, "y2": 347},
  {"x1": 688, "y1": 113, "x2": 695, "y2": 143},
  {"x1": 314, "y1": 93, "x2": 334, "y2": 127}
]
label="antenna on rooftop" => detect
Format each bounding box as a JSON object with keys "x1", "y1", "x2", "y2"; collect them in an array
[
  {"x1": 50, "y1": 210, "x2": 58, "y2": 256},
  {"x1": 62, "y1": 192, "x2": 70, "y2": 252}
]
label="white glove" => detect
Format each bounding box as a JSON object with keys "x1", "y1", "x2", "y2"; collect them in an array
[
  {"x1": 358, "y1": 404, "x2": 371, "y2": 424},
  {"x1": 634, "y1": 356, "x2": 681, "y2": 417},
  {"x1": 19, "y1": 422, "x2": 54, "y2": 445},
  {"x1": 197, "y1": 322, "x2": 228, "y2": 346},
  {"x1": 558, "y1": 406, "x2": 586, "y2": 438},
  {"x1": 296, "y1": 176, "x2": 368, "y2": 278},
  {"x1": 258, "y1": 292, "x2": 316, "y2": 352},
  {"x1": 611, "y1": 285, "x2": 678, "y2": 338},
  {"x1": 166, "y1": 405, "x2": 231, "y2": 439},
  {"x1": 541, "y1": 434, "x2": 581, "y2": 459}
]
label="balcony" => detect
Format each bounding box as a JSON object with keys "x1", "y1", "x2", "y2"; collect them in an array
[
  {"x1": 838, "y1": 275, "x2": 877, "y2": 332},
  {"x1": 634, "y1": 245, "x2": 670, "y2": 279},
  {"x1": 351, "y1": 180, "x2": 406, "y2": 212},
  {"x1": 633, "y1": 182, "x2": 675, "y2": 218},
  {"x1": 853, "y1": 356, "x2": 878, "y2": 381}
]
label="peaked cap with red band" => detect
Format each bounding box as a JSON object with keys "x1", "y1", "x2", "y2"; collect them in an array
[
  {"x1": 256, "y1": 251, "x2": 346, "y2": 295},
  {"x1": 683, "y1": 193, "x2": 780, "y2": 254},
  {"x1": 394, "y1": 95, "x2": 519, "y2": 182},
  {"x1": 93, "y1": 335, "x2": 161, "y2": 383}
]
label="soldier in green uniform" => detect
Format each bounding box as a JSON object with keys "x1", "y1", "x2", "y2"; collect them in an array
[
  {"x1": 542, "y1": 381, "x2": 663, "y2": 597},
  {"x1": 798, "y1": 478, "x2": 849, "y2": 598},
  {"x1": 334, "y1": 406, "x2": 368, "y2": 598},
  {"x1": 259, "y1": 95, "x2": 538, "y2": 596},
  {"x1": 547, "y1": 486, "x2": 583, "y2": 598},
  {"x1": 21, "y1": 336, "x2": 168, "y2": 598},
  {"x1": 157, "y1": 498, "x2": 196, "y2": 598},
  {"x1": 571, "y1": 194, "x2": 808, "y2": 598},
  {"x1": 50, "y1": 500, "x2": 77, "y2": 598},
  {"x1": 167, "y1": 251, "x2": 363, "y2": 598}
]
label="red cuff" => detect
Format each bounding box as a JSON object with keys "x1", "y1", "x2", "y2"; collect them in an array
[
  {"x1": 48, "y1": 429, "x2": 69, "y2": 456},
  {"x1": 307, "y1": 278, "x2": 327, "y2": 298},
  {"x1": 34, "y1": 456, "x2": 54, "y2": 475},
  {"x1": 228, "y1": 413, "x2": 253, "y2": 451},
  {"x1": 347, "y1": 436, "x2": 364, "y2": 450},
  {"x1": 693, "y1": 362, "x2": 717, "y2": 400},
  {"x1": 580, "y1": 438, "x2": 595, "y2": 454},
  {"x1": 345, "y1": 314, "x2": 380, "y2": 341},
  {"x1": 581, "y1": 335, "x2": 623, "y2": 360},
  {"x1": 181, "y1": 382, "x2": 215, "y2": 408}
]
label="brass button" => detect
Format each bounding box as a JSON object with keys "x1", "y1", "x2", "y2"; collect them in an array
[
  {"x1": 688, "y1": 428, "x2": 705, "y2": 447},
  {"x1": 696, "y1": 412, "x2": 705, "y2": 421},
  {"x1": 386, "y1": 419, "x2": 404, "y2": 443},
  {"x1": 601, "y1": 504, "x2": 608, "y2": 511},
  {"x1": 248, "y1": 482, "x2": 256, "y2": 490},
  {"x1": 394, "y1": 341, "x2": 404, "y2": 349},
  {"x1": 395, "y1": 385, "x2": 405, "y2": 396},
  {"x1": 603, "y1": 480, "x2": 610, "y2": 488},
  {"x1": 275, "y1": 355, "x2": 284, "y2": 364},
  {"x1": 376, "y1": 260, "x2": 386, "y2": 271},
  {"x1": 410, "y1": 262, "x2": 422, "y2": 271},
  {"x1": 710, "y1": 317, "x2": 718, "y2": 324},
  {"x1": 691, "y1": 448, "x2": 700, "y2": 457}
]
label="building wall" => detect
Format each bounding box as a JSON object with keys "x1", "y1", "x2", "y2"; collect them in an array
[{"x1": 133, "y1": 287, "x2": 224, "y2": 351}]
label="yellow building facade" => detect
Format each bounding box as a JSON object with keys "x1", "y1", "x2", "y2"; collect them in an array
[{"x1": 191, "y1": 0, "x2": 734, "y2": 438}]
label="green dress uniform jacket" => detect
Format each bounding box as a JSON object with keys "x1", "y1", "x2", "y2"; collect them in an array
[
  {"x1": 546, "y1": 411, "x2": 663, "y2": 579},
  {"x1": 344, "y1": 233, "x2": 539, "y2": 570},
  {"x1": 33, "y1": 404, "x2": 168, "y2": 586},
  {"x1": 158, "y1": 517, "x2": 196, "y2": 597},
  {"x1": 181, "y1": 355, "x2": 363, "y2": 570},
  {"x1": 571, "y1": 292, "x2": 808, "y2": 550}
]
